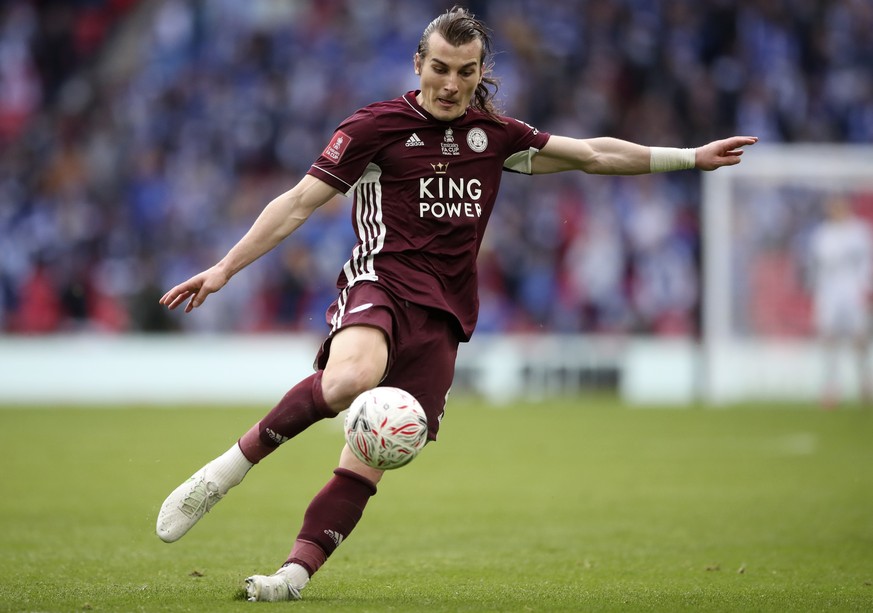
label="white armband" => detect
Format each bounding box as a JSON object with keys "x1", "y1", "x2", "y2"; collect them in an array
[{"x1": 649, "y1": 147, "x2": 696, "y2": 173}]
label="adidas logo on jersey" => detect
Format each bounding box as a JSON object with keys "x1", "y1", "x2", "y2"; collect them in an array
[{"x1": 405, "y1": 133, "x2": 424, "y2": 147}]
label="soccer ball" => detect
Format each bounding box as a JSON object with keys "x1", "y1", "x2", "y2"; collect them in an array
[{"x1": 344, "y1": 387, "x2": 429, "y2": 470}]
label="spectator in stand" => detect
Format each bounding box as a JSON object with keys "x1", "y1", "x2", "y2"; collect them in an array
[{"x1": 1, "y1": 0, "x2": 872, "y2": 335}]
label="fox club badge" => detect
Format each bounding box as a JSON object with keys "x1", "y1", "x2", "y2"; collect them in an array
[{"x1": 466, "y1": 127, "x2": 488, "y2": 153}]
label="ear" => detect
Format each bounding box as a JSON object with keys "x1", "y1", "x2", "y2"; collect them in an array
[{"x1": 413, "y1": 53, "x2": 422, "y2": 75}]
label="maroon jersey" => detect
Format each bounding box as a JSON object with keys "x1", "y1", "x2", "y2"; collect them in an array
[{"x1": 307, "y1": 90, "x2": 550, "y2": 340}]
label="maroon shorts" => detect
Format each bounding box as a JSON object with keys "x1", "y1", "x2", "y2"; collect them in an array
[{"x1": 316, "y1": 282, "x2": 460, "y2": 440}]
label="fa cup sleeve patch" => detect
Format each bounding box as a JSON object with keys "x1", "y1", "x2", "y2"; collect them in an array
[{"x1": 323, "y1": 130, "x2": 353, "y2": 164}]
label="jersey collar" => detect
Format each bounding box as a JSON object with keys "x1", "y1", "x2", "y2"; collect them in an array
[{"x1": 405, "y1": 90, "x2": 469, "y2": 124}]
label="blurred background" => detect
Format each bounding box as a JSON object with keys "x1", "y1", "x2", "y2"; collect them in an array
[{"x1": 1, "y1": 0, "x2": 872, "y2": 404}]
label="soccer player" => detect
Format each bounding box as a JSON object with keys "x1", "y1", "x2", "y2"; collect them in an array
[
  {"x1": 156, "y1": 6, "x2": 758, "y2": 601},
  {"x1": 808, "y1": 195, "x2": 873, "y2": 408}
]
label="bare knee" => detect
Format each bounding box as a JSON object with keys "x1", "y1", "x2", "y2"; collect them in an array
[
  {"x1": 321, "y1": 364, "x2": 383, "y2": 413},
  {"x1": 319, "y1": 325, "x2": 389, "y2": 413}
]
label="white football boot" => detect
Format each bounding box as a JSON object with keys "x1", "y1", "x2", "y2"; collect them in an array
[
  {"x1": 156, "y1": 444, "x2": 252, "y2": 543},
  {"x1": 156, "y1": 466, "x2": 225, "y2": 542},
  {"x1": 245, "y1": 564, "x2": 309, "y2": 602}
]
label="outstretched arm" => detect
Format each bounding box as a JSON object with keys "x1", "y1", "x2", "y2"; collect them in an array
[
  {"x1": 160, "y1": 175, "x2": 341, "y2": 313},
  {"x1": 531, "y1": 135, "x2": 758, "y2": 175}
]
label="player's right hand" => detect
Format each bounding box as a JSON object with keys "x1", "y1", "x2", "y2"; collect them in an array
[{"x1": 160, "y1": 266, "x2": 229, "y2": 313}]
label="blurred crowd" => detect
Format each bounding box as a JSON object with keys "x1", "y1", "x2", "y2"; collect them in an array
[{"x1": 1, "y1": 0, "x2": 871, "y2": 335}]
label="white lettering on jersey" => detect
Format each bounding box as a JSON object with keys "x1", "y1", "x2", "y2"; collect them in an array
[
  {"x1": 405, "y1": 133, "x2": 424, "y2": 147},
  {"x1": 419, "y1": 177, "x2": 482, "y2": 200},
  {"x1": 441, "y1": 128, "x2": 460, "y2": 156},
  {"x1": 419, "y1": 174, "x2": 483, "y2": 219},
  {"x1": 419, "y1": 202, "x2": 483, "y2": 218}
]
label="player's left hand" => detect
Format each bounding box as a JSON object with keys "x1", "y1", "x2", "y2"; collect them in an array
[{"x1": 695, "y1": 136, "x2": 758, "y2": 171}]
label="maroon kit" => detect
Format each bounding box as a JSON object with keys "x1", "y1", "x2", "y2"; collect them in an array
[
  {"x1": 308, "y1": 90, "x2": 550, "y2": 429},
  {"x1": 310, "y1": 90, "x2": 550, "y2": 341},
  {"x1": 154, "y1": 8, "x2": 757, "y2": 602}
]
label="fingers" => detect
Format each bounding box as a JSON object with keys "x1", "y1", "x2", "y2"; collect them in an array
[
  {"x1": 160, "y1": 289, "x2": 193, "y2": 311},
  {"x1": 159, "y1": 287, "x2": 180, "y2": 306},
  {"x1": 161, "y1": 288, "x2": 206, "y2": 312},
  {"x1": 725, "y1": 136, "x2": 758, "y2": 151},
  {"x1": 159, "y1": 269, "x2": 223, "y2": 312},
  {"x1": 719, "y1": 136, "x2": 758, "y2": 164},
  {"x1": 160, "y1": 279, "x2": 204, "y2": 311},
  {"x1": 185, "y1": 293, "x2": 199, "y2": 313},
  {"x1": 698, "y1": 136, "x2": 757, "y2": 171}
]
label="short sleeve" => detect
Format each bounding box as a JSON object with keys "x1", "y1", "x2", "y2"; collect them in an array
[
  {"x1": 501, "y1": 118, "x2": 550, "y2": 175},
  {"x1": 308, "y1": 109, "x2": 380, "y2": 195}
]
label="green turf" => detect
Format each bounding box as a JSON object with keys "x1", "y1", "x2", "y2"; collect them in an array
[{"x1": 0, "y1": 396, "x2": 871, "y2": 612}]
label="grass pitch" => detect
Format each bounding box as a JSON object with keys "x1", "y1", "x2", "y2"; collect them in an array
[{"x1": 0, "y1": 395, "x2": 871, "y2": 612}]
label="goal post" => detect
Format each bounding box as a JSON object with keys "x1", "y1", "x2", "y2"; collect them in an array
[{"x1": 701, "y1": 144, "x2": 873, "y2": 404}]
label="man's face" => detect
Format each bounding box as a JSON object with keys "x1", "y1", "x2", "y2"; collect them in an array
[{"x1": 414, "y1": 32, "x2": 483, "y2": 121}]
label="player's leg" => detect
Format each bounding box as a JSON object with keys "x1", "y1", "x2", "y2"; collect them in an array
[
  {"x1": 821, "y1": 334, "x2": 840, "y2": 409},
  {"x1": 283, "y1": 444, "x2": 383, "y2": 575},
  {"x1": 246, "y1": 303, "x2": 460, "y2": 601},
  {"x1": 282, "y1": 305, "x2": 458, "y2": 578},
  {"x1": 244, "y1": 445, "x2": 382, "y2": 602},
  {"x1": 238, "y1": 324, "x2": 389, "y2": 462},
  {"x1": 817, "y1": 299, "x2": 842, "y2": 409},
  {"x1": 850, "y1": 304, "x2": 872, "y2": 403},
  {"x1": 852, "y1": 333, "x2": 872, "y2": 403},
  {"x1": 156, "y1": 326, "x2": 388, "y2": 543},
  {"x1": 243, "y1": 324, "x2": 391, "y2": 601}
]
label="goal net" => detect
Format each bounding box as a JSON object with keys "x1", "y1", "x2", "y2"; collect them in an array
[{"x1": 701, "y1": 145, "x2": 873, "y2": 404}]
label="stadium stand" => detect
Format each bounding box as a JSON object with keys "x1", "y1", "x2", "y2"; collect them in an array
[{"x1": 1, "y1": 0, "x2": 871, "y2": 335}]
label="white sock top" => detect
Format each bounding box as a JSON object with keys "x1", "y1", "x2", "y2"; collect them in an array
[
  {"x1": 208, "y1": 443, "x2": 254, "y2": 491},
  {"x1": 279, "y1": 563, "x2": 310, "y2": 590}
]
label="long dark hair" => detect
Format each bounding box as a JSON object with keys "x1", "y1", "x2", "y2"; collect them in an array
[{"x1": 416, "y1": 6, "x2": 502, "y2": 121}]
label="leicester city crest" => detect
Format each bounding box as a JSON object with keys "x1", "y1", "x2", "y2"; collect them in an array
[{"x1": 467, "y1": 128, "x2": 488, "y2": 153}]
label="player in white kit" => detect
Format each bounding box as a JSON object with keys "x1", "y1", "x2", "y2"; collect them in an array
[{"x1": 809, "y1": 196, "x2": 873, "y2": 407}]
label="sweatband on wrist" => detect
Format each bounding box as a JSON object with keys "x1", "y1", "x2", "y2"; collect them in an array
[{"x1": 649, "y1": 147, "x2": 696, "y2": 173}]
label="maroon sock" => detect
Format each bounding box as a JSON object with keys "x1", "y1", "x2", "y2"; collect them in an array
[
  {"x1": 284, "y1": 468, "x2": 378, "y2": 576},
  {"x1": 238, "y1": 371, "x2": 334, "y2": 463}
]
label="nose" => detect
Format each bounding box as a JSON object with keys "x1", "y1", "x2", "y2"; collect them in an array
[{"x1": 443, "y1": 73, "x2": 459, "y2": 93}]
